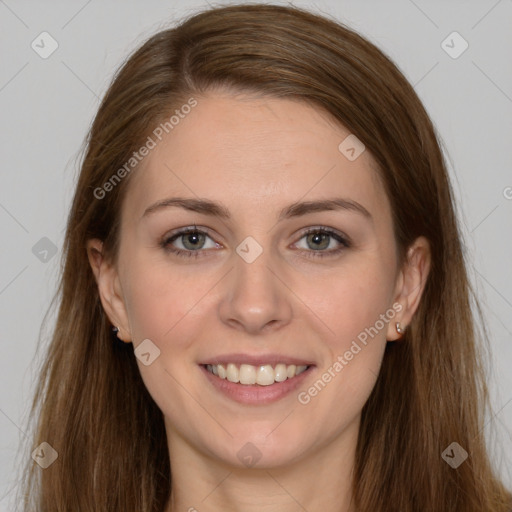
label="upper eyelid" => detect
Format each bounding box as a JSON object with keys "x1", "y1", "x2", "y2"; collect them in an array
[{"x1": 165, "y1": 226, "x2": 217, "y2": 242}]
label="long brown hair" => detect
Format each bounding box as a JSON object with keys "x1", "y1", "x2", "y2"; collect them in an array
[{"x1": 19, "y1": 4, "x2": 511, "y2": 511}]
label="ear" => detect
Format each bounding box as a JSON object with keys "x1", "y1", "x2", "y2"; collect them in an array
[
  {"x1": 386, "y1": 236, "x2": 431, "y2": 341},
  {"x1": 86, "y1": 238, "x2": 132, "y2": 343}
]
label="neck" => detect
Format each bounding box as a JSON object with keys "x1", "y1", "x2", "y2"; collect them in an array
[{"x1": 164, "y1": 416, "x2": 359, "y2": 512}]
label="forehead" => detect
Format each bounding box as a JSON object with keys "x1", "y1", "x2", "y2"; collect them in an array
[{"x1": 122, "y1": 93, "x2": 388, "y2": 225}]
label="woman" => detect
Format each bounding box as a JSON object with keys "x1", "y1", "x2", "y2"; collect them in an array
[{"x1": 20, "y1": 4, "x2": 512, "y2": 511}]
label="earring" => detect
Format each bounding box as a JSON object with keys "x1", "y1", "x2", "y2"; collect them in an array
[
  {"x1": 111, "y1": 326, "x2": 121, "y2": 339},
  {"x1": 396, "y1": 322, "x2": 405, "y2": 334}
]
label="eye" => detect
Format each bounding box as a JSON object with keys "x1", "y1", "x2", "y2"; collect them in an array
[
  {"x1": 294, "y1": 227, "x2": 350, "y2": 258},
  {"x1": 160, "y1": 225, "x2": 351, "y2": 259},
  {"x1": 160, "y1": 226, "x2": 219, "y2": 259}
]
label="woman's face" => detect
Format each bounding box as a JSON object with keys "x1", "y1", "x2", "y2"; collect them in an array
[{"x1": 95, "y1": 92, "x2": 425, "y2": 469}]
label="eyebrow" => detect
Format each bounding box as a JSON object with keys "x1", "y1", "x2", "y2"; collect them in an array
[{"x1": 141, "y1": 196, "x2": 372, "y2": 222}]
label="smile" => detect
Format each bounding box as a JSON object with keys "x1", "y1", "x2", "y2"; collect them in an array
[
  {"x1": 205, "y1": 362, "x2": 309, "y2": 386},
  {"x1": 200, "y1": 362, "x2": 315, "y2": 405}
]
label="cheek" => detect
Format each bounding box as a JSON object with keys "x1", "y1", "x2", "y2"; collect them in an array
[
  {"x1": 122, "y1": 255, "x2": 207, "y2": 343},
  {"x1": 120, "y1": 261, "x2": 215, "y2": 431},
  {"x1": 294, "y1": 256, "x2": 393, "y2": 403},
  {"x1": 306, "y1": 256, "x2": 395, "y2": 349}
]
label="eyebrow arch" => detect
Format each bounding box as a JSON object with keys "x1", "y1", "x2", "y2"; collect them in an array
[{"x1": 141, "y1": 197, "x2": 372, "y2": 222}]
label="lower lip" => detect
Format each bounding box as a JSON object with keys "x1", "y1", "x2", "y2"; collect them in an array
[{"x1": 200, "y1": 365, "x2": 315, "y2": 405}]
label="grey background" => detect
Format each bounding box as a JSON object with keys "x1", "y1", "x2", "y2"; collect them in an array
[{"x1": 1, "y1": 0, "x2": 511, "y2": 509}]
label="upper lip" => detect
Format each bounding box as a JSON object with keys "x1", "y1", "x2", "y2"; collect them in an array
[{"x1": 200, "y1": 353, "x2": 315, "y2": 367}]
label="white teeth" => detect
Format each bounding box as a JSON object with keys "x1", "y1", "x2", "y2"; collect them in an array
[
  {"x1": 239, "y1": 364, "x2": 257, "y2": 385},
  {"x1": 286, "y1": 364, "x2": 296, "y2": 378},
  {"x1": 274, "y1": 363, "x2": 288, "y2": 382},
  {"x1": 255, "y1": 365, "x2": 275, "y2": 386},
  {"x1": 217, "y1": 364, "x2": 227, "y2": 379},
  {"x1": 226, "y1": 363, "x2": 239, "y2": 383},
  {"x1": 205, "y1": 362, "x2": 310, "y2": 385}
]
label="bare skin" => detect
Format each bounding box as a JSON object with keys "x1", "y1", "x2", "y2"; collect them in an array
[{"x1": 87, "y1": 91, "x2": 430, "y2": 512}]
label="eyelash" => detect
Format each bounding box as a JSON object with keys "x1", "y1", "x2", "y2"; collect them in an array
[{"x1": 160, "y1": 225, "x2": 351, "y2": 260}]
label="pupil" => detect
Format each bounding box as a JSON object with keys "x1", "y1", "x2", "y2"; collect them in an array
[
  {"x1": 309, "y1": 232, "x2": 328, "y2": 250},
  {"x1": 184, "y1": 232, "x2": 203, "y2": 249}
]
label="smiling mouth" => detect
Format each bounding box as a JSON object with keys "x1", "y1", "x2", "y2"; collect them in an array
[{"x1": 202, "y1": 363, "x2": 311, "y2": 386}]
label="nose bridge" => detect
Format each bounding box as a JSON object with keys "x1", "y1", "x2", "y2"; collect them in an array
[
  {"x1": 235, "y1": 240, "x2": 276, "y2": 293},
  {"x1": 219, "y1": 235, "x2": 292, "y2": 333}
]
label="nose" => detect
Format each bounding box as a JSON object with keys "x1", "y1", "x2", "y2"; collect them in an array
[{"x1": 218, "y1": 247, "x2": 293, "y2": 335}]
